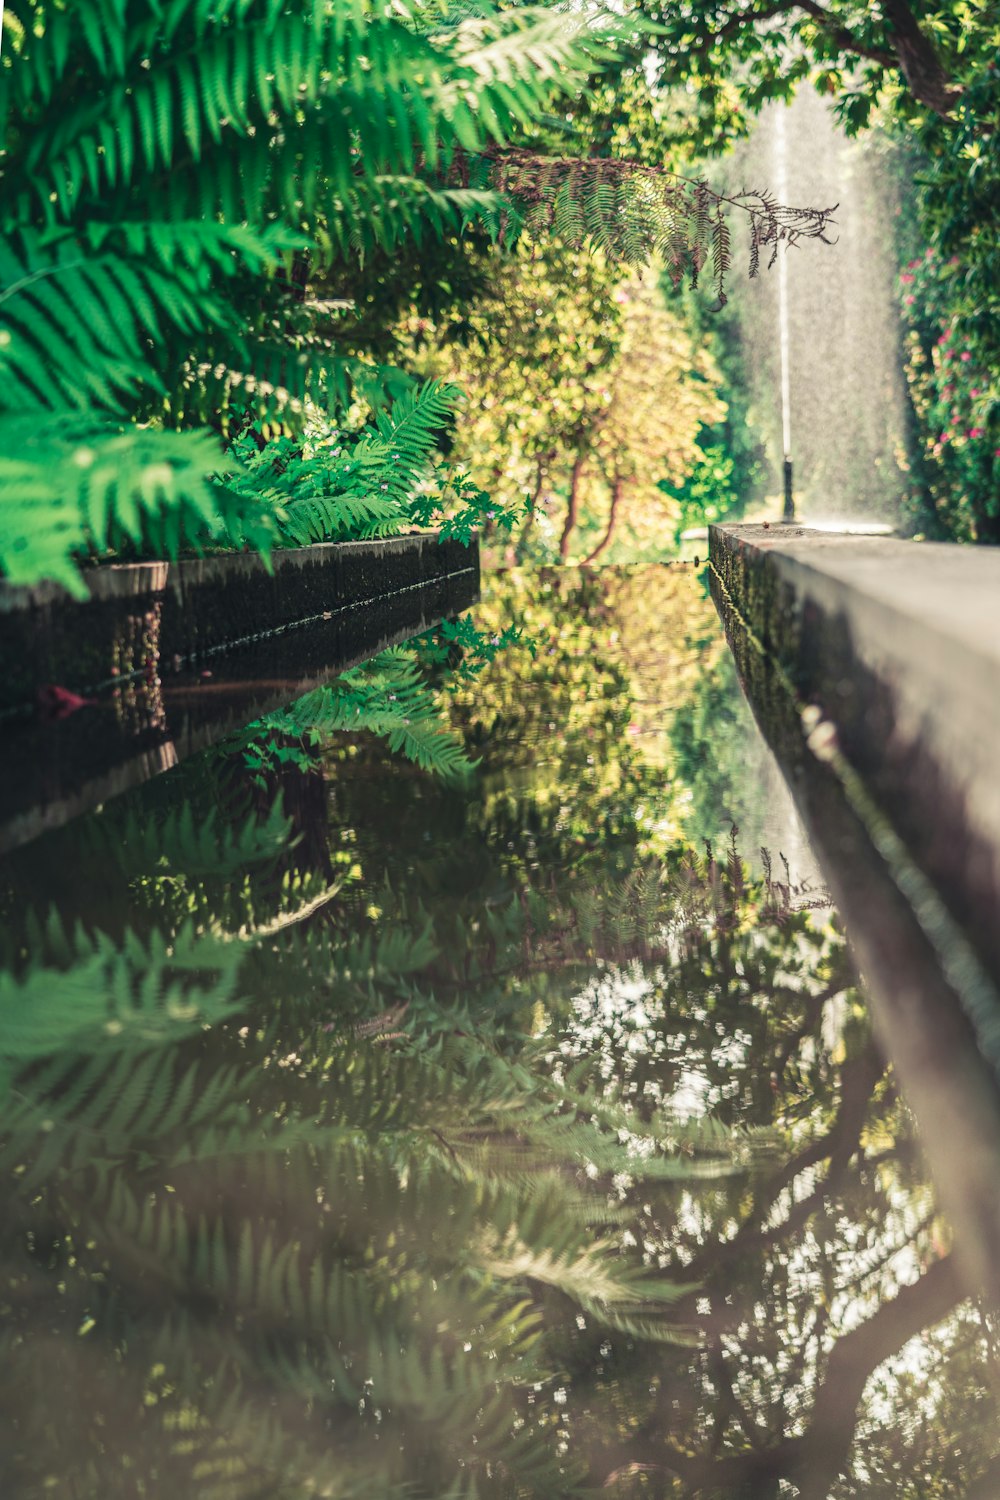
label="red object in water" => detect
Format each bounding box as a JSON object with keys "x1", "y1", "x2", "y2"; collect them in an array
[{"x1": 37, "y1": 684, "x2": 97, "y2": 719}]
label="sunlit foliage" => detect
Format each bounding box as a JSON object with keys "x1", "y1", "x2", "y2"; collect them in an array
[{"x1": 408, "y1": 250, "x2": 729, "y2": 564}]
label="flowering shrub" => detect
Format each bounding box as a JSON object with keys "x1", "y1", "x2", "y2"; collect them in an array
[{"x1": 897, "y1": 248, "x2": 1000, "y2": 542}]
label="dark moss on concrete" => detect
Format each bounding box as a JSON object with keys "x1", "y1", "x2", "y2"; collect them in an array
[{"x1": 711, "y1": 524, "x2": 1000, "y2": 994}]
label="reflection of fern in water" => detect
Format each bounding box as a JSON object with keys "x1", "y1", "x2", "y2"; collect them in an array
[
  {"x1": 240, "y1": 644, "x2": 477, "y2": 786},
  {"x1": 0, "y1": 773, "x2": 766, "y2": 1497}
]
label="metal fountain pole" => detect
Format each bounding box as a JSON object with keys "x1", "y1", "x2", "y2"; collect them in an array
[{"x1": 775, "y1": 105, "x2": 795, "y2": 523}]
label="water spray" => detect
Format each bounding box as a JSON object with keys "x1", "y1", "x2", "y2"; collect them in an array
[{"x1": 775, "y1": 106, "x2": 795, "y2": 523}]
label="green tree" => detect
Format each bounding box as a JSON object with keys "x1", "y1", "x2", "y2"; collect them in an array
[
  {"x1": 406, "y1": 239, "x2": 628, "y2": 562},
  {"x1": 411, "y1": 257, "x2": 728, "y2": 564},
  {"x1": 0, "y1": 0, "x2": 841, "y2": 593},
  {"x1": 638, "y1": 0, "x2": 973, "y2": 140},
  {"x1": 574, "y1": 275, "x2": 726, "y2": 563},
  {"x1": 0, "y1": 1, "x2": 628, "y2": 590}
]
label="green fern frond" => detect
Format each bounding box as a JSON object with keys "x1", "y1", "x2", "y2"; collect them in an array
[
  {"x1": 329, "y1": 179, "x2": 510, "y2": 258},
  {"x1": 76, "y1": 799, "x2": 294, "y2": 883},
  {"x1": 0, "y1": 923, "x2": 245, "y2": 1066},
  {"x1": 369, "y1": 378, "x2": 460, "y2": 459},
  {"x1": 0, "y1": 229, "x2": 243, "y2": 412},
  {"x1": 83, "y1": 217, "x2": 307, "y2": 276},
  {"x1": 477, "y1": 1229, "x2": 688, "y2": 1317},
  {"x1": 218, "y1": 380, "x2": 463, "y2": 553},
  {"x1": 0, "y1": 414, "x2": 271, "y2": 596},
  {"x1": 490, "y1": 150, "x2": 837, "y2": 292},
  {"x1": 278, "y1": 492, "x2": 405, "y2": 546},
  {"x1": 6, "y1": 2, "x2": 623, "y2": 222},
  {"x1": 250, "y1": 640, "x2": 476, "y2": 781}
]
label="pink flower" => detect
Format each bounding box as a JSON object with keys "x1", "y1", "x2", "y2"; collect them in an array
[
  {"x1": 969, "y1": 428, "x2": 985, "y2": 439},
  {"x1": 971, "y1": 388, "x2": 981, "y2": 397},
  {"x1": 961, "y1": 351, "x2": 972, "y2": 362},
  {"x1": 904, "y1": 295, "x2": 915, "y2": 305},
  {"x1": 900, "y1": 273, "x2": 915, "y2": 284}
]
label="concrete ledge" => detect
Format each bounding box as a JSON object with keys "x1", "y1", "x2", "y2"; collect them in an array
[
  {"x1": 711, "y1": 523, "x2": 1000, "y2": 987},
  {"x1": 710, "y1": 523, "x2": 1000, "y2": 1294}
]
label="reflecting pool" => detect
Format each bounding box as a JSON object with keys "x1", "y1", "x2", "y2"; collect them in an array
[{"x1": 1, "y1": 566, "x2": 997, "y2": 1499}]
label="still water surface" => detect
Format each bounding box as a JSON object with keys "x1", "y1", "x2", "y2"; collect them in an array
[{"x1": 0, "y1": 567, "x2": 996, "y2": 1498}]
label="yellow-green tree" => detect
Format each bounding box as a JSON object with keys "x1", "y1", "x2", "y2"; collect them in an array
[
  {"x1": 407, "y1": 241, "x2": 623, "y2": 554},
  {"x1": 411, "y1": 250, "x2": 727, "y2": 564},
  {"x1": 577, "y1": 273, "x2": 725, "y2": 563}
]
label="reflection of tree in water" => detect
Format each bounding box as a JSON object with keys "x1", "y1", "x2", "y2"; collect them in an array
[
  {"x1": 670, "y1": 645, "x2": 767, "y2": 848},
  {"x1": 551, "y1": 917, "x2": 979, "y2": 1500},
  {"x1": 0, "y1": 567, "x2": 997, "y2": 1497}
]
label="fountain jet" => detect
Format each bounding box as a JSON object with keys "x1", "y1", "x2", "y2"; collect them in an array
[{"x1": 775, "y1": 106, "x2": 795, "y2": 523}]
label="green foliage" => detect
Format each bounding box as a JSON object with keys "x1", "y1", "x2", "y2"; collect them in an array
[
  {"x1": 0, "y1": 0, "x2": 840, "y2": 589},
  {"x1": 622, "y1": 0, "x2": 1000, "y2": 543},
  {"x1": 493, "y1": 151, "x2": 835, "y2": 304},
  {"x1": 415, "y1": 613, "x2": 530, "y2": 684},
  {"x1": 632, "y1": 0, "x2": 970, "y2": 149},
  {"x1": 0, "y1": 413, "x2": 275, "y2": 596},
  {"x1": 660, "y1": 439, "x2": 743, "y2": 545},
  {"x1": 0, "y1": 922, "x2": 245, "y2": 1067},
  {"x1": 896, "y1": 247, "x2": 1000, "y2": 541},
  {"x1": 226, "y1": 380, "x2": 475, "y2": 546},
  {"x1": 411, "y1": 248, "x2": 731, "y2": 562},
  {"x1": 0, "y1": 0, "x2": 635, "y2": 590},
  {"x1": 74, "y1": 796, "x2": 295, "y2": 881},
  {"x1": 890, "y1": 41, "x2": 1000, "y2": 540},
  {"x1": 240, "y1": 643, "x2": 477, "y2": 784}
]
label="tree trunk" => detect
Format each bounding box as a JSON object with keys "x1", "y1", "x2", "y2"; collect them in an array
[
  {"x1": 880, "y1": 0, "x2": 960, "y2": 117},
  {"x1": 558, "y1": 450, "x2": 587, "y2": 562},
  {"x1": 581, "y1": 476, "x2": 624, "y2": 565}
]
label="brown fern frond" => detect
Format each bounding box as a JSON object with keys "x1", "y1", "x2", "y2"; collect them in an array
[
  {"x1": 748, "y1": 213, "x2": 762, "y2": 279},
  {"x1": 483, "y1": 151, "x2": 836, "y2": 306},
  {"x1": 711, "y1": 206, "x2": 732, "y2": 307}
]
